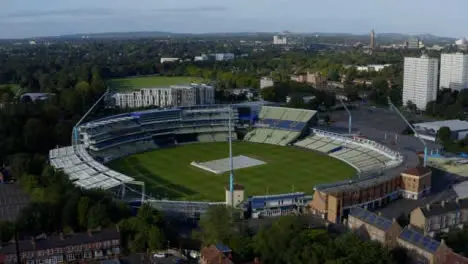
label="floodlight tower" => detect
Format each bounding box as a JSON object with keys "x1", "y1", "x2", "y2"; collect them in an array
[
  {"x1": 228, "y1": 106, "x2": 235, "y2": 206},
  {"x1": 71, "y1": 90, "x2": 108, "y2": 146},
  {"x1": 387, "y1": 97, "x2": 428, "y2": 167},
  {"x1": 339, "y1": 97, "x2": 352, "y2": 135}
]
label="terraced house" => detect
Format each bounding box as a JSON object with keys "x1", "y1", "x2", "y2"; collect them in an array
[
  {"x1": 0, "y1": 228, "x2": 120, "y2": 264},
  {"x1": 410, "y1": 198, "x2": 468, "y2": 237}
]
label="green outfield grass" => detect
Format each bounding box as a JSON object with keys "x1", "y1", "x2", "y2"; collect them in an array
[
  {"x1": 109, "y1": 76, "x2": 204, "y2": 91},
  {"x1": 108, "y1": 142, "x2": 356, "y2": 201}
]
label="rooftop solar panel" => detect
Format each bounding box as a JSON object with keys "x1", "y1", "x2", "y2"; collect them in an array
[
  {"x1": 400, "y1": 229, "x2": 412, "y2": 240},
  {"x1": 413, "y1": 233, "x2": 422, "y2": 243},
  {"x1": 428, "y1": 242, "x2": 440, "y2": 252}
]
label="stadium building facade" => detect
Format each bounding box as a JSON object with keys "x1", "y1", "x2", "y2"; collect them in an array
[
  {"x1": 112, "y1": 84, "x2": 214, "y2": 109},
  {"x1": 49, "y1": 104, "x2": 424, "y2": 222}
]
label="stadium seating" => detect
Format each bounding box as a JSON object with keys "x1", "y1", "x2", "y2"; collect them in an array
[
  {"x1": 294, "y1": 130, "x2": 403, "y2": 173},
  {"x1": 244, "y1": 106, "x2": 316, "y2": 146}
]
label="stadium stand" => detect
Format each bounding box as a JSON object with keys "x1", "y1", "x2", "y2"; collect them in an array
[
  {"x1": 76, "y1": 105, "x2": 237, "y2": 163},
  {"x1": 49, "y1": 104, "x2": 410, "y2": 221},
  {"x1": 244, "y1": 106, "x2": 316, "y2": 146},
  {"x1": 51, "y1": 105, "x2": 238, "y2": 194},
  {"x1": 49, "y1": 145, "x2": 135, "y2": 190},
  {"x1": 244, "y1": 192, "x2": 312, "y2": 218},
  {"x1": 295, "y1": 129, "x2": 403, "y2": 173}
]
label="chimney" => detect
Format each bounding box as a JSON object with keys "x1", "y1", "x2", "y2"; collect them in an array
[
  {"x1": 378, "y1": 212, "x2": 382, "y2": 216},
  {"x1": 441, "y1": 239, "x2": 446, "y2": 245},
  {"x1": 392, "y1": 218, "x2": 396, "y2": 223},
  {"x1": 116, "y1": 225, "x2": 120, "y2": 233},
  {"x1": 59, "y1": 232, "x2": 64, "y2": 241},
  {"x1": 441, "y1": 201, "x2": 445, "y2": 208},
  {"x1": 426, "y1": 204, "x2": 430, "y2": 211},
  {"x1": 87, "y1": 229, "x2": 93, "y2": 237}
]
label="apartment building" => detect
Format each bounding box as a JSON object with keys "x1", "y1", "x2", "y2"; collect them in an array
[
  {"x1": 112, "y1": 84, "x2": 215, "y2": 109},
  {"x1": 440, "y1": 53, "x2": 468, "y2": 91},
  {"x1": 401, "y1": 166, "x2": 432, "y2": 200},
  {"x1": 0, "y1": 228, "x2": 121, "y2": 264},
  {"x1": 347, "y1": 207, "x2": 402, "y2": 247},
  {"x1": 410, "y1": 198, "x2": 468, "y2": 237},
  {"x1": 402, "y1": 55, "x2": 439, "y2": 110},
  {"x1": 310, "y1": 167, "x2": 432, "y2": 224}
]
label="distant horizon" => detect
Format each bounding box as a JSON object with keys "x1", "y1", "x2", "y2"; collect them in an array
[
  {"x1": 3, "y1": 0, "x2": 468, "y2": 39},
  {"x1": 0, "y1": 30, "x2": 458, "y2": 41}
]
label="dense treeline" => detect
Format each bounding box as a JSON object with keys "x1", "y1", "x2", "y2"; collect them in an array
[{"x1": 196, "y1": 206, "x2": 408, "y2": 264}]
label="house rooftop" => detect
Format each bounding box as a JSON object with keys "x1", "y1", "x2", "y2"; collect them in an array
[
  {"x1": 403, "y1": 166, "x2": 432, "y2": 176},
  {"x1": 398, "y1": 227, "x2": 441, "y2": 253},
  {"x1": 0, "y1": 227, "x2": 120, "y2": 255},
  {"x1": 201, "y1": 245, "x2": 234, "y2": 264},
  {"x1": 419, "y1": 198, "x2": 468, "y2": 218},
  {"x1": 349, "y1": 207, "x2": 395, "y2": 231}
]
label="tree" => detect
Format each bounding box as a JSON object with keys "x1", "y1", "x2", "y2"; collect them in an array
[
  {"x1": 405, "y1": 100, "x2": 417, "y2": 113},
  {"x1": 0, "y1": 221, "x2": 14, "y2": 243},
  {"x1": 87, "y1": 203, "x2": 110, "y2": 229},
  {"x1": 197, "y1": 205, "x2": 237, "y2": 246},
  {"x1": 437, "y1": 126, "x2": 452, "y2": 144},
  {"x1": 148, "y1": 226, "x2": 164, "y2": 251},
  {"x1": 77, "y1": 196, "x2": 92, "y2": 229}
]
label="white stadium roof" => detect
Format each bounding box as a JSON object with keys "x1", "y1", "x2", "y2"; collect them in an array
[
  {"x1": 414, "y1": 120, "x2": 468, "y2": 132},
  {"x1": 48, "y1": 144, "x2": 134, "y2": 190}
]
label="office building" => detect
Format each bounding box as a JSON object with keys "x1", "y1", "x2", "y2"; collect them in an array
[
  {"x1": 112, "y1": 84, "x2": 215, "y2": 109},
  {"x1": 402, "y1": 56, "x2": 439, "y2": 110},
  {"x1": 273, "y1": 35, "x2": 287, "y2": 45},
  {"x1": 440, "y1": 53, "x2": 468, "y2": 91}
]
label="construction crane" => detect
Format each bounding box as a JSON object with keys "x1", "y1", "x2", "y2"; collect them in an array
[
  {"x1": 338, "y1": 97, "x2": 352, "y2": 135},
  {"x1": 387, "y1": 97, "x2": 428, "y2": 167}
]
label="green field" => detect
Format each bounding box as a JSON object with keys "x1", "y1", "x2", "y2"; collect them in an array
[
  {"x1": 108, "y1": 142, "x2": 356, "y2": 201},
  {"x1": 109, "y1": 76, "x2": 204, "y2": 91}
]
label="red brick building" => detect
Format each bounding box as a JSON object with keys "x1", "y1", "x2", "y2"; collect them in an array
[{"x1": 0, "y1": 227, "x2": 121, "y2": 264}]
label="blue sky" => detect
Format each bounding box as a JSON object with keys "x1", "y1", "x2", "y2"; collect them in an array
[{"x1": 1, "y1": 0, "x2": 467, "y2": 38}]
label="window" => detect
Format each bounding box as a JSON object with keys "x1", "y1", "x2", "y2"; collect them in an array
[
  {"x1": 67, "y1": 253, "x2": 75, "y2": 261},
  {"x1": 94, "y1": 250, "x2": 103, "y2": 258},
  {"x1": 84, "y1": 251, "x2": 92, "y2": 259}
]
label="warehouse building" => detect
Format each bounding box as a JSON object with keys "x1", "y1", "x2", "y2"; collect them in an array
[{"x1": 414, "y1": 120, "x2": 468, "y2": 142}]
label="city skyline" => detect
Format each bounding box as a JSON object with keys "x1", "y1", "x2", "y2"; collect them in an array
[{"x1": 2, "y1": 0, "x2": 468, "y2": 39}]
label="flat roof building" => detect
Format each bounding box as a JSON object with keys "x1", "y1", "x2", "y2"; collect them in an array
[{"x1": 414, "y1": 120, "x2": 468, "y2": 142}]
